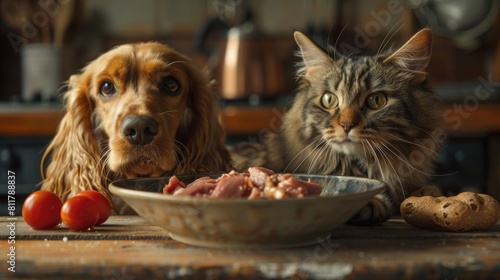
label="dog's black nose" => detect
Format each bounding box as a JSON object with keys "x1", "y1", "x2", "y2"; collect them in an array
[{"x1": 121, "y1": 116, "x2": 159, "y2": 145}]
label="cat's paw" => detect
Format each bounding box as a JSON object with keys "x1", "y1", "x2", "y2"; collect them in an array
[{"x1": 347, "y1": 195, "x2": 392, "y2": 226}]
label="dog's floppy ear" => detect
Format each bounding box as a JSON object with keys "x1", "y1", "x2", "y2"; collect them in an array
[
  {"x1": 40, "y1": 72, "x2": 110, "y2": 201},
  {"x1": 178, "y1": 64, "x2": 231, "y2": 174}
]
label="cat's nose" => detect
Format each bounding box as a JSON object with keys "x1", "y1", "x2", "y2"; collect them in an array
[
  {"x1": 338, "y1": 109, "x2": 360, "y2": 134},
  {"x1": 339, "y1": 121, "x2": 357, "y2": 133}
]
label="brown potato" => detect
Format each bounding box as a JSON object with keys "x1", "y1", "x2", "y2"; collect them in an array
[{"x1": 400, "y1": 192, "x2": 500, "y2": 232}]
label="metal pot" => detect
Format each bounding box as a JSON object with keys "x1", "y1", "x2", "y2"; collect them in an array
[{"x1": 196, "y1": 16, "x2": 285, "y2": 99}]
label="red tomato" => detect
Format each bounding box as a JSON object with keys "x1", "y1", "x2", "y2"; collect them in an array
[
  {"x1": 76, "y1": 190, "x2": 111, "y2": 225},
  {"x1": 22, "y1": 190, "x2": 63, "y2": 230},
  {"x1": 61, "y1": 196, "x2": 99, "y2": 231}
]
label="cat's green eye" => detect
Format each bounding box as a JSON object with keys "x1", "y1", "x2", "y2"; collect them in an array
[
  {"x1": 366, "y1": 92, "x2": 387, "y2": 110},
  {"x1": 321, "y1": 92, "x2": 339, "y2": 109}
]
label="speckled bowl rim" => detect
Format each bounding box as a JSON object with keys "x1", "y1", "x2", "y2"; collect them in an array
[{"x1": 109, "y1": 174, "x2": 387, "y2": 204}]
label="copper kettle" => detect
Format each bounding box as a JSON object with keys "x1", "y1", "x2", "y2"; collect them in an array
[{"x1": 196, "y1": 16, "x2": 285, "y2": 99}]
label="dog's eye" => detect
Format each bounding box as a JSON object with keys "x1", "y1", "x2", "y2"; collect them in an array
[
  {"x1": 100, "y1": 81, "x2": 116, "y2": 97},
  {"x1": 160, "y1": 77, "x2": 181, "y2": 94}
]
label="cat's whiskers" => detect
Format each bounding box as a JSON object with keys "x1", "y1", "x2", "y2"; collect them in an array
[
  {"x1": 359, "y1": 141, "x2": 374, "y2": 177},
  {"x1": 364, "y1": 140, "x2": 389, "y2": 192},
  {"x1": 332, "y1": 21, "x2": 350, "y2": 60},
  {"x1": 360, "y1": 139, "x2": 369, "y2": 162},
  {"x1": 396, "y1": 118, "x2": 446, "y2": 140},
  {"x1": 370, "y1": 140, "x2": 406, "y2": 198},
  {"x1": 377, "y1": 138, "x2": 436, "y2": 177},
  {"x1": 308, "y1": 140, "x2": 332, "y2": 174},
  {"x1": 383, "y1": 132, "x2": 440, "y2": 157},
  {"x1": 369, "y1": 124, "x2": 439, "y2": 154},
  {"x1": 377, "y1": 21, "x2": 405, "y2": 56},
  {"x1": 284, "y1": 138, "x2": 323, "y2": 173}
]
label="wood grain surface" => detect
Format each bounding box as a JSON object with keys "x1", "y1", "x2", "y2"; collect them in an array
[{"x1": 1, "y1": 216, "x2": 499, "y2": 279}]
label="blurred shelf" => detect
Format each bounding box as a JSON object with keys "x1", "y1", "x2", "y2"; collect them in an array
[
  {"x1": 1, "y1": 103, "x2": 500, "y2": 136},
  {"x1": 0, "y1": 105, "x2": 63, "y2": 136}
]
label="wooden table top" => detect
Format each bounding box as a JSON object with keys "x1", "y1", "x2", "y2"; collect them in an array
[{"x1": 1, "y1": 216, "x2": 499, "y2": 280}]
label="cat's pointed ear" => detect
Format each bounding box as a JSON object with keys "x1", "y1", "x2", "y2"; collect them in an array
[
  {"x1": 294, "y1": 31, "x2": 332, "y2": 77},
  {"x1": 383, "y1": 28, "x2": 433, "y2": 82}
]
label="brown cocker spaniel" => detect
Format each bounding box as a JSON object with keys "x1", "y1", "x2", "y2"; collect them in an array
[{"x1": 41, "y1": 42, "x2": 231, "y2": 208}]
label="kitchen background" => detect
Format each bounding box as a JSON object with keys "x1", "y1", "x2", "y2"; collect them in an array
[{"x1": 1, "y1": 0, "x2": 499, "y2": 214}]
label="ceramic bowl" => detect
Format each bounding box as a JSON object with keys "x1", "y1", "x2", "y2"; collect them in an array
[{"x1": 109, "y1": 174, "x2": 386, "y2": 249}]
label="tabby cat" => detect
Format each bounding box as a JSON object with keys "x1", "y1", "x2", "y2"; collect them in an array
[{"x1": 231, "y1": 29, "x2": 445, "y2": 225}]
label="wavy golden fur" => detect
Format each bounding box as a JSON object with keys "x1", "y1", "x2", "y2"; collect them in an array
[{"x1": 41, "y1": 42, "x2": 231, "y2": 205}]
